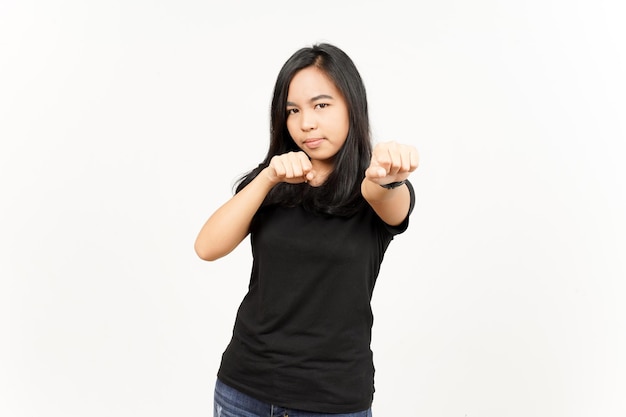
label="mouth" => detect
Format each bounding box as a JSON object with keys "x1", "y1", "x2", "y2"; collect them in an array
[{"x1": 303, "y1": 138, "x2": 324, "y2": 149}]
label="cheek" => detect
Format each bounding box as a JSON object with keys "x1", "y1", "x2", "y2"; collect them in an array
[
  {"x1": 286, "y1": 122, "x2": 306, "y2": 151},
  {"x1": 286, "y1": 118, "x2": 298, "y2": 138},
  {"x1": 334, "y1": 113, "x2": 350, "y2": 141}
]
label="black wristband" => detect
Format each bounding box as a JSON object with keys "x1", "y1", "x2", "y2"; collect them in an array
[{"x1": 379, "y1": 180, "x2": 406, "y2": 189}]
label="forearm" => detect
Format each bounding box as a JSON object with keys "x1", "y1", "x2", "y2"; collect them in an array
[
  {"x1": 194, "y1": 168, "x2": 276, "y2": 261},
  {"x1": 361, "y1": 178, "x2": 411, "y2": 226}
]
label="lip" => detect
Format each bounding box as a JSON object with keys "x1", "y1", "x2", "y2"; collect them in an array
[{"x1": 303, "y1": 138, "x2": 324, "y2": 149}]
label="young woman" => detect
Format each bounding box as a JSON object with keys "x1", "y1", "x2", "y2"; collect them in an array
[{"x1": 195, "y1": 43, "x2": 419, "y2": 417}]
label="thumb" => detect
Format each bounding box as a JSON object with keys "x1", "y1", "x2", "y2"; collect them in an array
[{"x1": 365, "y1": 166, "x2": 387, "y2": 179}]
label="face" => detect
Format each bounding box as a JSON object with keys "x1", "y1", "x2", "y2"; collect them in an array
[{"x1": 286, "y1": 66, "x2": 350, "y2": 170}]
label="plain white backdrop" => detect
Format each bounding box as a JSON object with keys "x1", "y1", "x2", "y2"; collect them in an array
[{"x1": 1, "y1": 0, "x2": 625, "y2": 416}]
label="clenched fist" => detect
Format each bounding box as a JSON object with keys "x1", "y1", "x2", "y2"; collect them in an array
[
  {"x1": 365, "y1": 141, "x2": 419, "y2": 186},
  {"x1": 266, "y1": 151, "x2": 316, "y2": 184}
]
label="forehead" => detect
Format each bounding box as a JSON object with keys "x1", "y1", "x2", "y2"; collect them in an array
[{"x1": 287, "y1": 67, "x2": 340, "y2": 99}]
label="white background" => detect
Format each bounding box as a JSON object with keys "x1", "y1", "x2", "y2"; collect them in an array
[{"x1": 1, "y1": 0, "x2": 625, "y2": 416}]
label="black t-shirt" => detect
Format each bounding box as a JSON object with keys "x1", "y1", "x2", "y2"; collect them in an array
[{"x1": 217, "y1": 181, "x2": 415, "y2": 413}]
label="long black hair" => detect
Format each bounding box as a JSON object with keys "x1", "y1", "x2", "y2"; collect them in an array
[{"x1": 236, "y1": 43, "x2": 372, "y2": 217}]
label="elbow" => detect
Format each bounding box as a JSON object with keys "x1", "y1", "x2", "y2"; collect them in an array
[
  {"x1": 194, "y1": 241, "x2": 222, "y2": 262},
  {"x1": 195, "y1": 251, "x2": 218, "y2": 262},
  {"x1": 194, "y1": 230, "x2": 245, "y2": 262}
]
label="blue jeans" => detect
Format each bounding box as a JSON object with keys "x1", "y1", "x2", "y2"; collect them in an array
[{"x1": 214, "y1": 379, "x2": 373, "y2": 417}]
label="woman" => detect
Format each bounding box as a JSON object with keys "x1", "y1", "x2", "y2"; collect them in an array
[{"x1": 195, "y1": 43, "x2": 419, "y2": 416}]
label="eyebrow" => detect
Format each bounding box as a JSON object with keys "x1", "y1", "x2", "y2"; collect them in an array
[{"x1": 286, "y1": 94, "x2": 334, "y2": 107}]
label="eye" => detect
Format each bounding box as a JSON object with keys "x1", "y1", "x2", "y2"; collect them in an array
[
  {"x1": 315, "y1": 103, "x2": 329, "y2": 109},
  {"x1": 287, "y1": 108, "x2": 299, "y2": 115}
]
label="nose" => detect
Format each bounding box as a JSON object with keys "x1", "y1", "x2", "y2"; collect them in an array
[{"x1": 300, "y1": 110, "x2": 317, "y2": 131}]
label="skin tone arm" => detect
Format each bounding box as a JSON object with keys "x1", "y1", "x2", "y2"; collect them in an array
[
  {"x1": 361, "y1": 141, "x2": 419, "y2": 226},
  {"x1": 194, "y1": 152, "x2": 316, "y2": 261},
  {"x1": 195, "y1": 141, "x2": 417, "y2": 260}
]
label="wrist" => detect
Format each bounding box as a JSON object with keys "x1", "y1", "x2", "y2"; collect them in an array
[
  {"x1": 260, "y1": 166, "x2": 280, "y2": 185},
  {"x1": 379, "y1": 179, "x2": 406, "y2": 189},
  {"x1": 362, "y1": 177, "x2": 405, "y2": 202},
  {"x1": 256, "y1": 167, "x2": 281, "y2": 190}
]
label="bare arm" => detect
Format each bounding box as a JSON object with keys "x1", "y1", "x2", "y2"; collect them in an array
[
  {"x1": 194, "y1": 170, "x2": 275, "y2": 261},
  {"x1": 194, "y1": 152, "x2": 315, "y2": 261},
  {"x1": 361, "y1": 141, "x2": 419, "y2": 226}
]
